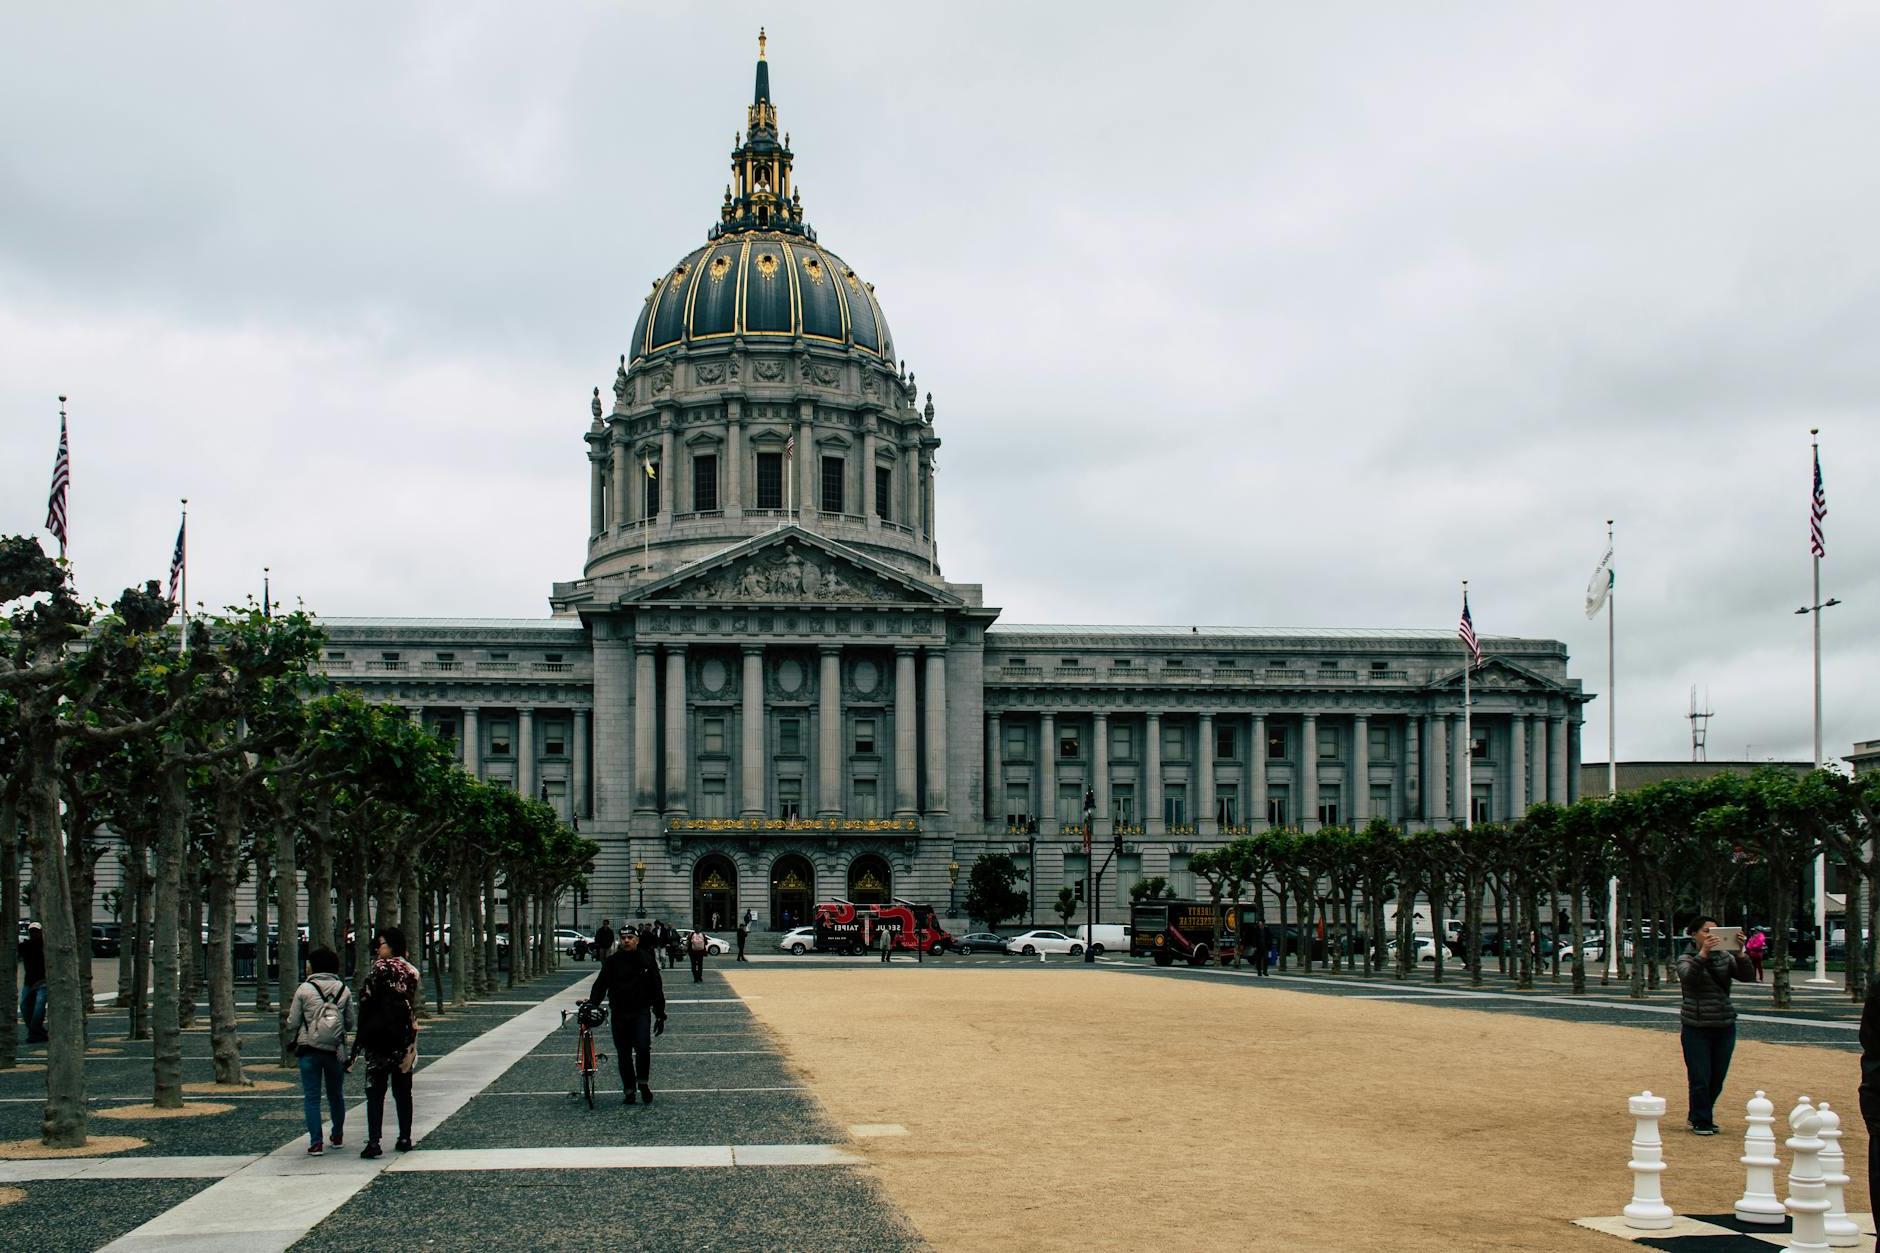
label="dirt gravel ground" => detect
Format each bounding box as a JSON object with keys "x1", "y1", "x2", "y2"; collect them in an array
[{"x1": 724, "y1": 966, "x2": 1869, "y2": 1253}]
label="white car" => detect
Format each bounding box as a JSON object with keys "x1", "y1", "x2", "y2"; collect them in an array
[
  {"x1": 680, "y1": 932, "x2": 733, "y2": 956},
  {"x1": 1386, "y1": 936, "x2": 1440, "y2": 963},
  {"x1": 554, "y1": 928, "x2": 594, "y2": 957},
  {"x1": 778, "y1": 926, "x2": 818, "y2": 955},
  {"x1": 1004, "y1": 929, "x2": 1084, "y2": 957}
]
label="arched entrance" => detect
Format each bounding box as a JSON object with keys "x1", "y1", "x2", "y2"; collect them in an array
[
  {"x1": 693, "y1": 853, "x2": 737, "y2": 931},
  {"x1": 770, "y1": 854, "x2": 814, "y2": 931},
  {"x1": 848, "y1": 853, "x2": 891, "y2": 905}
]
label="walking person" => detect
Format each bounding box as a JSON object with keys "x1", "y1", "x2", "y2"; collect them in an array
[
  {"x1": 1677, "y1": 916, "x2": 1754, "y2": 1135},
  {"x1": 1745, "y1": 928, "x2": 1767, "y2": 982},
  {"x1": 592, "y1": 918, "x2": 615, "y2": 964},
  {"x1": 880, "y1": 924, "x2": 894, "y2": 964},
  {"x1": 1249, "y1": 918, "x2": 1270, "y2": 978},
  {"x1": 687, "y1": 927, "x2": 708, "y2": 983},
  {"x1": 284, "y1": 947, "x2": 352, "y2": 1154},
  {"x1": 17, "y1": 922, "x2": 47, "y2": 1044},
  {"x1": 586, "y1": 929, "x2": 668, "y2": 1104},
  {"x1": 351, "y1": 926, "x2": 420, "y2": 1158},
  {"x1": 1859, "y1": 967, "x2": 1880, "y2": 1226},
  {"x1": 736, "y1": 909, "x2": 752, "y2": 962}
]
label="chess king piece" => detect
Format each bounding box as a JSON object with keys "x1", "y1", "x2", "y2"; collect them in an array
[
  {"x1": 1785, "y1": 1107, "x2": 1832, "y2": 1253},
  {"x1": 1623, "y1": 1090, "x2": 1674, "y2": 1230},
  {"x1": 1733, "y1": 1090, "x2": 1784, "y2": 1224},
  {"x1": 1814, "y1": 1102, "x2": 1859, "y2": 1248}
]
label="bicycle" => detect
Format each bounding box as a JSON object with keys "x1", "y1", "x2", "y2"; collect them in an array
[{"x1": 562, "y1": 1000, "x2": 608, "y2": 1109}]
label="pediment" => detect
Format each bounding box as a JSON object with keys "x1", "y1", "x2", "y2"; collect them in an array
[
  {"x1": 1433, "y1": 657, "x2": 1556, "y2": 691},
  {"x1": 630, "y1": 527, "x2": 957, "y2": 608}
]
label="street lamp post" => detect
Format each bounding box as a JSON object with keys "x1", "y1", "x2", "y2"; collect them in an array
[
  {"x1": 635, "y1": 859, "x2": 647, "y2": 920},
  {"x1": 1795, "y1": 523, "x2": 1842, "y2": 988},
  {"x1": 1082, "y1": 790, "x2": 1097, "y2": 964},
  {"x1": 947, "y1": 860, "x2": 960, "y2": 916}
]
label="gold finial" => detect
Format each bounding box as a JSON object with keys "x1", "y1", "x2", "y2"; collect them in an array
[{"x1": 758, "y1": 27, "x2": 767, "y2": 59}]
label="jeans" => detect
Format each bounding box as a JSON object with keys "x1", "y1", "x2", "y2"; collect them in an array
[
  {"x1": 366, "y1": 1065, "x2": 413, "y2": 1146},
  {"x1": 611, "y1": 1008, "x2": 653, "y2": 1089},
  {"x1": 20, "y1": 984, "x2": 47, "y2": 1043},
  {"x1": 690, "y1": 951, "x2": 705, "y2": 982},
  {"x1": 297, "y1": 1049, "x2": 346, "y2": 1145},
  {"x1": 1680, "y1": 1023, "x2": 1736, "y2": 1128}
]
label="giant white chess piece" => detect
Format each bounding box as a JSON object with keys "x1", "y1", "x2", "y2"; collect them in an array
[
  {"x1": 1733, "y1": 1090, "x2": 1784, "y2": 1224},
  {"x1": 1785, "y1": 1107, "x2": 1832, "y2": 1253},
  {"x1": 1791, "y1": 1094, "x2": 1817, "y2": 1133},
  {"x1": 1815, "y1": 1101, "x2": 1859, "y2": 1248},
  {"x1": 1623, "y1": 1091, "x2": 1674, "y2": 1230}
]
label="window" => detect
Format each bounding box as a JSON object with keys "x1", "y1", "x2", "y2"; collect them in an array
[
  {"x1": 1112, "y1": 658, "x2": 1132, "y2": 668},
  {"x1": 702, "y1": 717, "x2": 726, "y2": 755},
  {"x1": 381, "y1": 651, "x2": 401, "y2": 662},
  {"x1": 1004, "y1": 783, "x2": 1032, "y2": 829},
  {"x1": 1215, "y1": 725, "x2": 1236, "y2": 760},
  {"x1": 820, "y1": 456, "x2": 845, "y2": 513},
  {"x1": 875, "y1": 465, "x2": 891, "y2": 519},
  {"x1": 643, "y1": 462, "x2": 660, "y2": 516},
  {"x1": 435, "y1": 651, "x2": 455, "y2": 662},
  {"x1": 1318, "y1": 725, "x2": 1339, "y2": 759},
  {"x1": 778, "y1": 777, "x2": 803, "y2": 820},
  {"x1": 1268, "y1": 728, "x2": 1287, "y2": 759},
  {"x1": 1370, "y1": 784, "x2": 1393, "y2": 820},
  {"x1": 1166, "y1": 658, "x2": 1185, "y2": 668},
  {"x1": 1217, "y1": 658, "x2": 1237, "y2": 668},
  {"x1": 545, "y1": 723, "x2": 567, "y2": 756},
  {"x1": 1217, "y1": 786, "x2": 1239, "y2": 827},
  {"x1": 1162, "y1": 724, "x2": 1185, "y2": 762},
  {"x1": 778, "y1": 718, "x2": 802, "y2": 756},
  {"x1": 1267, "y1": 659, "x2": 1288, "y2": 669},
  {"x1": 1318, "y1": 787, "x2": 1340, "y2": 827},
  {"x1": 326, "y1": 651, "x2": 347, "y2": 660},
  {"x1": 1058, "y1": 658, "x2": 1079, "y2": 668},
  {"x1": 853, "y1": 718, "x2": 876, "y2": 755},
  {"x1": 1319, "y1": 659, "x2": 1338, "y2": 670},
  {"x1": 756, "y1": 452, "x2": 784, "y2": 509},
  {"x1": 1268, "y1": 786, "x2": 1291, "y2": 827},
  {"x1": 1472, "y1": 728, "x2": 1490, "y2": 760},
  {"x1": 1164, "y1": 784, "x2": 1187, "y2": 828},
  {"x1": 489, "y1": 721, "x2": 513, "y2": 757},
  {"x1": 544, "y1": 653, "x2": 563, "y2": 663},
  {"x1": 1111, "y1": 724, "x2": 1134, "y2": 760},
  {"x1": 1112, "y1": 784, "x2": 1134, "y2": 825},
  {"x1": 853, "y1": 778, "x2": 878, "y2": 819},
  {"x1": 1059, "y1": 726, "x2": 1081, "y2": 759},
  {"x1": 692, "y1": 453, "x2": 718, "y2": 512},
  {"x1": 436, "y1": 718, "x2": 457, "y2": 744},
  {"x1": 1004, "y1": 724, "x2": 1028, "y2": 760},
  {"x1": 1368, "y1": 724, "x2": 1391, "y2": 761},
  {"x1": 1057, "y1": 784, "x2": 1083, "y2": 826},
  {"x1": 701, "y1": 777, "x2": 728, "y2": 818},
  {"x1": 1371, "y1": 661, "x2": 1388, "y2": 672},
  {"x1": 1471, "y1": 788, "x2": 1492, "y2": 825},
  {"x1": 489, "y1": 651, "x2": 509, "y2": 661}
]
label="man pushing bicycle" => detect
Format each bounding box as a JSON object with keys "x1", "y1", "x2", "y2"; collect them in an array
[{"x1": 583, "y1": 928, "x2": 668, "y2": 1105}]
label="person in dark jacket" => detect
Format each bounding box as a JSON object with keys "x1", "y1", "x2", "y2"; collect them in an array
[
  {"x1": 592, "y1": 919, "x2": 614, "y2": 963},
  {"x1": 585, "y1": 930, "x2": 668, "y2": 1104},
  {"x1": 1676, "y1": 916, "x2": 1754, "y2": 1135},
  {"x1": 351, "y1": 927, "x2": 420, "y2": 1157},
  {"x1": 1859, "y1": 976, "x2": 1880, "y2": 1228},
  {"x1": 18, "y1": 923, "x2": 48, "y2": 1044}
]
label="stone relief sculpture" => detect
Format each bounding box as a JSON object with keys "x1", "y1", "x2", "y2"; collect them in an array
[
  {"x1": 695, "y1": 361, "x2": 727, "y2": 384},
  {"x1": 754, "y1": 358, "x2": 785, "y2": 381},
  {"x1": 672, "y1": 541, "x2": 901, "y2": 604},
  {"x1": 648, "y1": 367, "x2": 673, "y2": 396}
]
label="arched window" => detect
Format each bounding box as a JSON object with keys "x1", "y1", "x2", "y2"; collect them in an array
[
  {"x1": 848, "y1": 853, "x2": 891, "y2": 905},
  {"x1": 769, "y1": 854, "x2": 815, "y2": 931},
  {"x1": 693, "y1": 853, "x2": 738, "y2": 931}
]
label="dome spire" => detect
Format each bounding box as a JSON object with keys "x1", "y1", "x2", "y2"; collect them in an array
[{"x1": 711, "y1": 31, "x2": 809, "y2": 239}]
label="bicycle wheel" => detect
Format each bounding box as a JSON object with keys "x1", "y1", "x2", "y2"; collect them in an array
[{"x1": 581, "y1": 1034, "x2": 596, "y2": 1109}]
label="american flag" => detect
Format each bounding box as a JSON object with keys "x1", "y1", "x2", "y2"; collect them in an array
[
  {"x1": 785, "y1": 433, "x2": 795, "y2": 459},
  {"x1": 167, "y1": 517, "x2": 186, "y2": 604},
  {"x1": 1457, "y1": 590, "x2": 1482, "y2": 669},
  {"x1": 45, "y1": 406, "x2": 70, "y2": 555},
  {"x1": 1810, "y1": 444, "x2": 1827, "y2": 558}
]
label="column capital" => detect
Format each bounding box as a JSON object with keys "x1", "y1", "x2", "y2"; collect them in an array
[
  {"x1": 1092, "y1": 710, "x2": 1108, "y2": 725},
  {"x1": 664, "y1": 642, "x2": 688, "y2": 656},
  {"x1": 895, "y1": 645, "x2": 918, "y2": 658},
  {"x1": 819, "y1": 643, "x2": 843, "y2": 657},
  {"x1": 742, "y1": 643, "x2": 766, "y2": 657},
  {"x1": 635, "y1": 643, "x2": 659, "y2": 658}
]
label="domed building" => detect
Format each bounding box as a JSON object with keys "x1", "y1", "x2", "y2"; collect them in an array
[{"x1": 320, "y1": 37, "x2": 1590, "y2": 931}]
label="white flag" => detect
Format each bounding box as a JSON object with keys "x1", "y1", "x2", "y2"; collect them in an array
[{"x1": 1584, "y1": 545, "x2": 1613, "y2": 619}]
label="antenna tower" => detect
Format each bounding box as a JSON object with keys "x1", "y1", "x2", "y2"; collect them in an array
[{"x1": 1687, "y1": 686, "x2": 1715, "y2": 762}]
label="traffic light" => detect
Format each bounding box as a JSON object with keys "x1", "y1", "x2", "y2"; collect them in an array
[
  {"x1": 1074, "y1": 881, "x2": 1085, "y2": 902},
  {"x1": 1113, "y1": 833, "x2": 1124, "y2": 855}
]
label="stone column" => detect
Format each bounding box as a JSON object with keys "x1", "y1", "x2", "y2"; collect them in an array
[
  {"x1": 1426, "y1": 715, "x2": 1448, "y2": 824},
  {"x1": 611, "y1": 437, "x2": 628, "y2": 530},
  {"x1": 573, "y1": 708, "x2": 591, "y2": 819},
  {"x1": 589, "y1": 455, "x2": 605, "y2": 535},
  {"x1": 725, "y1": 403, "x2": 744, "y2": 519},
  {"x1": 462, "y1": 706, "x2": 481, "y2": 779},
  {"x1": 663, "y1": 647, "x2": 689, "y2": 815},
  {"x1": 1406, "y1": 715, "x2": 1422, "y2": 822},
  {"x1": 1451, "y1": 713, "x2": 1469, "y2": 823},
  {"x1": 741, "y1": 646, "x2": 765, "y2": 818},
  {"x1": 893, "y1": 648, "x2": 917, "y2": 817},
  {"x1": 1145, "y1": 714, "x2": 1164, "y2": 834},
  {"x1": 1569, "y1": 721, "x2": 1583, "y2": 802},
  {"x1": 517, "y1": 708, "x2": 536, "y2": 802},
  {"x1": 1197, "y1": 713, "x2": 1216, "y2": 833},
  {"x1": 902, "y1": 442, "x2": 918, "y2": 535},
  {"x1": 1092, "y1": 712, "x2": 1110, "y2": 834},
  {"x1": 798, "y1": 408, "x2": 816, "y2": 520},
  {"x1": 1528, "y1": 716, "x2": 1544, "y2": 810},
  {"x1": 1039, "y1": 712, "x2": 1057, "y2": 833},
  {"x1": 633, "y1": 647, "x2": 658, "y2": 813},
  {"x1": 923, "y1": 649, "x2": 948, "y2": 814},
  {"x1": 1250, "y1": 713, "x2": 1268, "y2": 829},
  {"x1": 1351, "y1": 714, "x2": 1369, "y2": 825},
  {"x1": 657, "y1": 418, "x2": 675, "y2": 526},
  {"x1": 861, "y1": 420, "x2": 878, "y2": 527},
  {"x1": 1300, "y1": 714, "x2": 1320, "y2": 829},
  {"x1": 986, "y1": 712, "x2": 1002, "y2": 821},
  {"x1": 818, "y1": 646, "x2": 842, "y2": 818},
  {"x1": 1549, "y1": 715, "x2": 1568, "y2": 805},
  {"x1": 1508, "y1": 714, "x2": 1527, "y2": 819}
]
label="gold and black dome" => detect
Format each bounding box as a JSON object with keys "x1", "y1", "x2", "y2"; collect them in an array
[{"x1": 627, "y1": 31, "x2": 894, "y2": 364}]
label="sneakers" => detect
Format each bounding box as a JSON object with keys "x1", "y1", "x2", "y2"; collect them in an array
[
  {"x1": 307, "y1": 1143, "x2": 323, "y2": 1155},
  {"x1": 394, "y1": 1138, "x2": 413, "y2": 1152},
  {"x1": 623, "y1": 1090, "x2": 637, "y2": 1105},
  {"x1": 1691, "y1": 1124, "x2": 1720, "y2": 1136},
  {"x1": 330, "y1": 1132, "x2": 343, "y2": 1148},
  {"x1": 639, "y1": 1084, "x2": 653, "y2": 1105},
  {"x1": 360, "y1": 1143, "x2": 383, "y2": 1159}
]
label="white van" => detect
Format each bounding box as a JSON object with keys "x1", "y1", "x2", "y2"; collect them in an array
[{"x1": 1074, "y1": 924, "x2": 1131, "y2": 956}]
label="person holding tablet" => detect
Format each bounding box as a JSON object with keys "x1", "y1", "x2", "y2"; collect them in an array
[{"x1": 1677, "y1": 916, "x2": 1754, "y2": 1135}]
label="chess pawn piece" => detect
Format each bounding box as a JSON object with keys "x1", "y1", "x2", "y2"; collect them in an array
[
  {"x1": 1785, "y1": 1107, "x2": 1832, "y2": 1253},
  {"x1": 1623, "y1": 1090, "x2": 1674, "y2": 1230},
  {"x1": 1733, "y1": 1091, "x2": 1784, "y2": 1224},
  {"x1": 1815, "y1": 1102, "x2": 1859, "y2": 1247}
]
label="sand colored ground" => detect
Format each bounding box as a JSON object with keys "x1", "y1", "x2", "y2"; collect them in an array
[{"x1": 725, "y1": 967, "x2": 1869, "y2": 1253}]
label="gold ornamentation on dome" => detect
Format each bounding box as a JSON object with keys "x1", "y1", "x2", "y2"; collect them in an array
[
  {"x1": 700, "y1": 870, "x2": 731, "y2": 891},
  {"x1": 842, "y1": 268, "x2": 860, "y2": 291},
  {"x1": 755, "y1": 252, "x2": 779, "y2": 280},
  {"x1": 709, "y1": 255, "x2": 732, "y2": 283},
  {"x1": 669, "y1": 264, "x2": 689, "y2": 287},
  {"x1": 852, "y1": 869, "x2": 886, "y2": 893},
  {"x1": 801, "y1": 255, "x2": 824, "y2": 285}
]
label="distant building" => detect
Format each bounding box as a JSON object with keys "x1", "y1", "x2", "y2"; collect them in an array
[
  {"x1": 1847, "y1": 740, "x2": 1880, "y2": 777},
  {"x1": 1578, "y1": 760, "x2": 1814, "y2": 797}
]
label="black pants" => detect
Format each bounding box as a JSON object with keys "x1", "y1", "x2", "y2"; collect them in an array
[
  {"x1": 1252, "y1": 943, "x2": 1269, "y2": 977},
  {"x1": 611, "y1": 1008, "x2": 653, "y2": 1089},
  {"x1": 689, "y1": 951, "x2": 705, "y2": 982},
  {"x1": 1860, "y1": 1091, "x2": 1879, "y2": 1223},
  {"x1": 1680, "y1": 1023, "x2": 1736, "y2": 1129},
  {"x1": 366, "y1": 1065, "x2": 413, "y2": 1145},
  {"x1": 736, "y1": 932, "x2": 748, "y2": 961}
]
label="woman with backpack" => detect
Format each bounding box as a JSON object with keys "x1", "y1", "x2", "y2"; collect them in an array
[
  {"x1": 350, "y1": 926, "x2": 420, "y2": 1158},
  {"x1": 284, "y1": 947, "x2": 352, "y2": 1155}
]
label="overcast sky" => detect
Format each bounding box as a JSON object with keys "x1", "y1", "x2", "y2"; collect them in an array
[{"x1": 3, "y1": 4, "x2": 1876, "y2": 765}]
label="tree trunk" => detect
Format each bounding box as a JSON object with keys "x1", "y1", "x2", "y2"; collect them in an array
[
  {"x1": 1430, "y1": 874, "x2": 1446, "y2": 985},
  {"x1": 274, "y1": 794, "x2": 301, "y2": 1067},
  {"x1": 252, "y1": 838, "x2": 272, "y2": 1013},
  {"x1": 1629, "y1": 876, "x2": 1647, "y2": 1001},
  {"x1": 26, "y1": 729, "x2": 89, "y2": 1147},
  {"x1": 431, "y1": 885, "x2": 448, "y2": 1015},
  {"x1": 180, "y1": 852, "x2": 204, "y2": 1030},
  {"x1": 117, "y1": 841, "x2": 140, "y2": 1008},
  {"x1": 484, "y1": 870, "x2": 499, "y2": 991},
  {"x1": 1393, "y1": 881, "x2": 1412, "y2": 979},
  {"x1": 451, "y1": 871, "x2": 469, "y2": 1007},
  {"x1": 205, "y1": 780, "x2": 245, "y2": 1087},
  {"x1": 151, "y1": 752, "x2": 187, "y2": 1109},
  {"x1": 68, "y1": 822, "x2": 98, "y2": 1021},
  {"x1": 1570, "y1": 880, "x2": 1587, "y2": 994},
  {"x1": 130, "y1": 859, "x2": 152, "y2": 1041},
  {"x1": 306, "y1": 806, "x2": 334, "y2": 952},
  {"x1": 401, "y1": 874, "x2": 424, "y2": 1017},
  {"x1": 1771, "y1": 871, "x2": 1794, "y2": 1010},
  {"x1": 1492, "y1": 878, "x2": 1507, "y2": 976},
  {"x1": 352, "y1": 854, "x2": 373, "y2": 991},
  {"x1": 1276, "y1": 887, "x2": 1290, "y2": 973},
  {"x1": 0, "y1": 786, "x2": 20, "y2": 1070}
]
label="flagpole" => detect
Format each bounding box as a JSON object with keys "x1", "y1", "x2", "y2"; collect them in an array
[
  {"x1": 179, "y1": 499, "x2": 190, "y2": 656},
  {"x1": 1461, "y1": 580, "x2": 1472, "y2": 831},
  {"x1": 56, "y1": 396, "x2": 68, "y2": 560},
  {"x1": 1605, "y1": 519, "x2": 1619, "y2": 979},
  {"x1": 1806, "y1": 430, "x2": 1833, "y2": 986}
]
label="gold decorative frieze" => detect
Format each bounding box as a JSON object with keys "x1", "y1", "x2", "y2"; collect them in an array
[{"x1": 666, "y1": 817, "x2": 919, "y2": 833}]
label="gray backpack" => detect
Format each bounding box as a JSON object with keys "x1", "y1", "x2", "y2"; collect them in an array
[{"x1": 301, "y1": 976, "x2": 348, "y2": 1051}]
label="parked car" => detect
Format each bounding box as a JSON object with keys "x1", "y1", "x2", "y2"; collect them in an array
[
  {"x1": 778, "y1": 926, "x2": 818, "y2": 955},
  {"x1": 91, "y1": 923, "x2": 122, "y2": 958},
  {"x1": 1004, "y1": 929, "x2": 1083, "y2": 957},
  {"x1": 947, "y1": 931, "x2": 1011, "y2": 955},
  {"x1": 553, "y1": 928, "x2": 593, "y2": 958},
  {"x1": 1386, "y1": 936, "x2": 1440, "y2": 963},
  {"x1": 1073, "y1": 924, "x2": 1130, "y2": 956}
]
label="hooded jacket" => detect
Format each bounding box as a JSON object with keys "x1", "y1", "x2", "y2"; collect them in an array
[{"x1": 284, "y1": 972, "x2": 353, "y2": 1054}]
